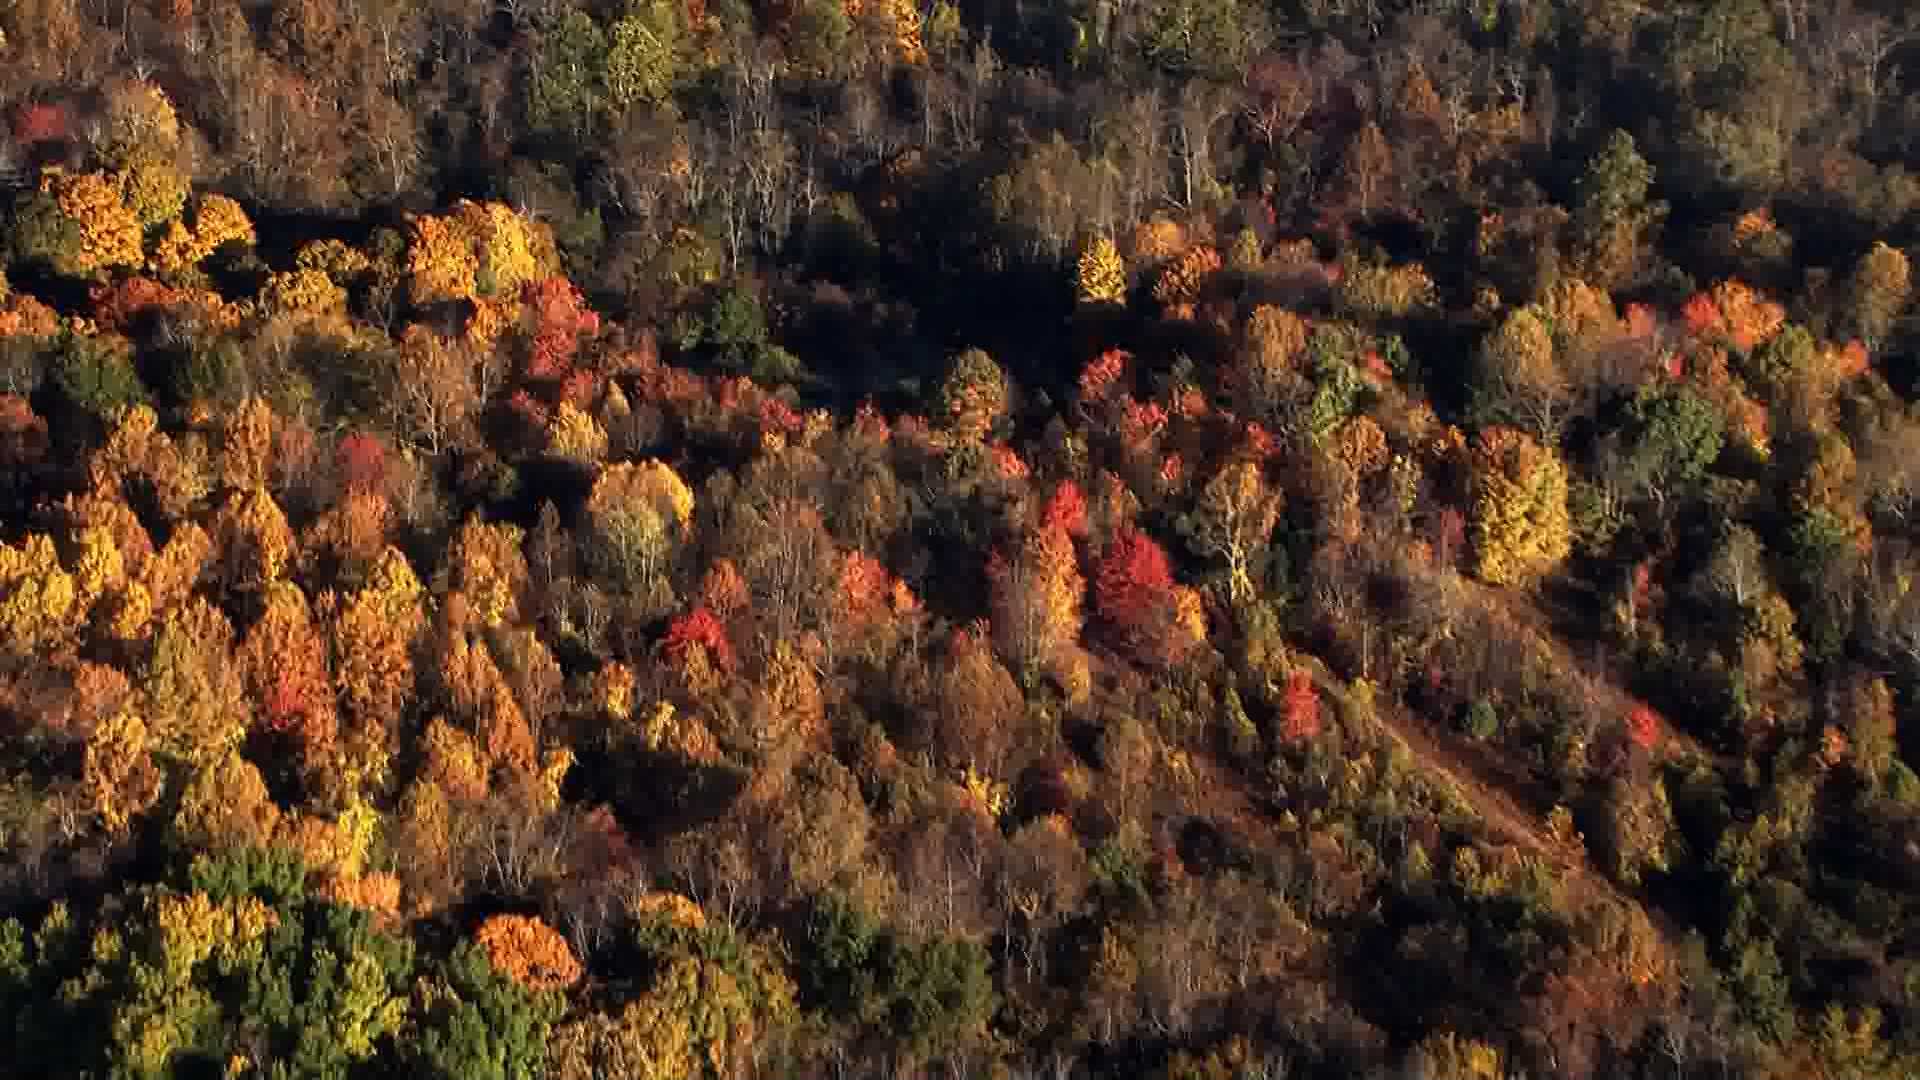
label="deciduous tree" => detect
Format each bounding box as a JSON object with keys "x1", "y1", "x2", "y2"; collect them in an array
[{"x1": 1468, "y1": 427, "x2": 1572, "y2": 586}]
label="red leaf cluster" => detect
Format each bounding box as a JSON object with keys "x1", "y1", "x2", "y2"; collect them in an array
[
  {"x1": 1078, "y1": 349, "x2": 1128, "y2": 406},
  {"x1": 90, "y1": 278, "x2": 189, "y2": 332},
  {"x1": 1096, "y1": 528, "x2": 1175, "y2": 647},
  {"x1": 663, "y1": 605, "x2": 735, "y2": 673},
  {"x1": 1041, "y1": 481, "x2": 1088, "y2": 537},
  {"x1": 11, "y1": 102, "x2": 68, "y2": 145},
  {"x1": 1120, "y1": 399, "x2": 1168, "y2": 445},
  {"x1": 991, "y1": 444, "x2": 1029, "y2": 480},
  {"x1": 1626, "y1": 703, "x2": 1661, "y2": 750},
  {"x1": 1280, "y1": 668, "x2": 1321, "y2": 743},
  {"x1": 336, "y1": 433, "x2": 388, "y2": 496},
  {"x1": 760, "y1": 396, "x2": 804, "y2": 436},
  {"x1": 839, "y1": 550, "x2": 892, "y2": 623},
  {"x1": 521, "y1": 277, "x2": 599, "y2": 382}
]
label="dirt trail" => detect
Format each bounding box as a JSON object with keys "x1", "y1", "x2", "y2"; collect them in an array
[{"x1": 1301, "y1": 658, "x2": 1670, "y2": 931}]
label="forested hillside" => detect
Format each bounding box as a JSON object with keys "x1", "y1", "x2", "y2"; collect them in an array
[{"x1": 0, "y1": 0, "x2": 1918, "y2": 1076}]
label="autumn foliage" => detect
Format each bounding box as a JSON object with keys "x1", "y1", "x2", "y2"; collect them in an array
[{"x1": 474, "y1": 913, "x2": 584, "y2": 991}]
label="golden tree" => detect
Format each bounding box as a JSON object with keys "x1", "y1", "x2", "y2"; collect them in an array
[
  {"x1": 171, "y1": 749, "x2": 282, "y2": 851},
  {"x1": 1184, "y1": 460, "x2": 1282, "y2": 605},
  {"x1": 144, "y1": 596, "x2": 251, "y2": 768},
  {"x1": 1849, "y1": 240, "x2": 1912, "y2": 349},
  {"x1": 1474, "y1": 305, "x2": 1573, "y2": 440},
  {"x1": 1468, "y1": 426, "x2": 1573, "y2": 586},
  {"x1": 45, "y1": 169, "x2": 143, "y2": 275},
  {"x1": 1076, "y1": 235, "x2": 1127, "y2": 306},
  {"x1": 212, "y1": 485, "x2": 295, "y2": 591},
  {"x1": 83, "y1": 707, "x2": 164, "y2": 833},
  {"x1": 406, "y1": 212, "x2": 480, "y2": 305},
  {"x1": 989, "y1": 524, "x2": 1084, "y2": 678},
  {"x1": 327, "y1": 546, "x2": 426, "y2": 795}
]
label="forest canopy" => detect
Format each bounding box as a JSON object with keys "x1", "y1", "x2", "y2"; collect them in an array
[{"x1": 0, "y1": 0, "x2": 1919, "y2": 1078}]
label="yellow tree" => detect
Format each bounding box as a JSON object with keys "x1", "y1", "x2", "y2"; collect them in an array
[
  {"x1": 551, "y1": 996, "x2": 696, "y2": 1080},
  {"x1": 82, "y1": 707, "x2": 164, "y2": 833},
  {"x1": 1076, "y1": 235, "x2": 1127, "y2": 306},
  {"x1": 0, "y1": 533, "x2": 81, "y2": 657},
  {"x1": 1849, "y1": 240, "x2": 1912, "y2": 349},
  {"x1": 327, "y1": 546, "x2": 426, "y2": 796},
  {"x1": 171, "y1": 749, "x2": 282, "y2": 851},
  {"x1": 45, "y1": 169, "x2": 143, "y2": 275},
  {"x1": 406, "y1": 212, "x2": 480, "y2": 304},
  {"x1": 188, "y1": 195, "x2": 256, "y2": 257},
  {"x1": 1182, "y1": 460, "x2": 1282, "y2": 606},
  {"x1": 585, "y1": 460, "x2": 693, "y2": 597},
  {"x1": 144, "y1": 596, "x2": 251, "y2": 768},
  {"x1": 438, "y1": 517, "x2": 530, "y2": 630},
  {"x1": 101, "y1": 80, "x2": 182, "y2": 166},
  {"x1": 1469, "y1": 426, "x2": 1572, "y2": 586},
  {"x1": 1473, "y1": 305, "x2": 1573, "y2": 441},
  {"x1": 989, "y1": 523, "x2": 1084, "y2": 679},
  {"x1": 212, "y1": 485, "x2": 295, "y2": 591}
]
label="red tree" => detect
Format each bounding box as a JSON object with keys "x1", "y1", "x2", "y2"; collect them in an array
[
  {"x1": 662, "y1": 605, "x2": 735, "y2": 673},
  {"x1": 336, "y1": 433, "x2": 388, "y2": 496},
  {"x1": 1096, "y1": 527, "x2": 1181, "y2": 661},
  {"x1": 1041, "y1": 480, "x2": 1089, "y2": 537},
  {"x1": 1280, "y1": 668, "x2": 1322, "y2": 743},
  {"x1": 521, "y1": 277, "x2": 600, "y2": 383},
  {"x1": 1626, "y1": 703, "x2": 1661, "y2": 750}
]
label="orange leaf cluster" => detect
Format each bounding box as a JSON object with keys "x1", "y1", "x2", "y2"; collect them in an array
[{"x1": 474, "y1": 913, "x2": 583, "y2": 991}]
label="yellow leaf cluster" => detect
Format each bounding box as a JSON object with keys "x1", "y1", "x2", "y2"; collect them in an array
[
  {"x1": 1412, "y1": 1030, "x2": 1503, "y2": 1080},
  {"x1": 47, "y1": 169, "x2": 143, "y2": 274},
  {"x1": 593, "y1": 459, "x2": 695, "y2": 528},
  {"x1": 261, "y1": 267, "x2": 347, "y2": 318},
  {"x1": 406, "y1": 213, "x2": 480, "y2": 305},
  {"x1": 990, "y1": 524, "x2": 1083, "y2": 675},
  {"x1": 213, "y1": 485, "x2": 295, "y2": 589},
  {"x1": 548, "y1": 401, "x2": 610, "y2": 463},
  {"x1": 71, "y1": 523, "x2": 127, "y2": 608},
  {"x1": 83, "y1": 707, "x2": 163, "y2": 833},
  {"x1": 193, "y1": 195, "x2": 256, "y2": 254},
  {"x1": 173, "y1": 750, "x2": 282, "y2": 851},
  {"x1": 151, "y1": 890, "x2": 277, "y2": 982},
  {"x1": 1469, "y1": 427, "x2": 1572, "y2": 586},
  {"x1": 409, "y1": 201, "x2": 559, "y2": 305},
  {"x1": 0, "y1": 533, "x2": 80, "y2": 656},
  {"x1": 144, "y1": 597, "x2": 250, "y2": 768},
  {"x1": 218, "y1": 397, "x2": 275, "y2": 489},
  {"x1": 1338, "y1": 260, "x2": 1438, "y2": 320},
  {"x1": 119, "y1": 156, "x2": 189, "y2": 229},
  {"x1": 472, "y1": 201, "x2": 547, "y2": 297},
  {"x1": 441, "y1": 517, "x2": 528, "y2": 629},
  {"x1": 296, "y1": 238, "x2": 374, "y2": 282},
  {"x1": 101, "y1": 80, "x2": 182, "y2": 166},
  {"x1": 627, "y1": 890, "x2": 708, "y2": 930},
  {"x1": 596, "y1": 660, "x2": 636, "y2": 721},
  {"x1": 327, "y1": 548, "x2": 425, "y2": 792},
  {"x1": 1076, "y1": 235, "x2": 1126, "y2": 306}
]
